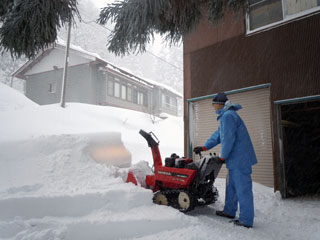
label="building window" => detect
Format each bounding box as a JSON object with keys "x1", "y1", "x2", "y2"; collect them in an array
[
  {"x1": 137, "y1": 92, "x2": 144, "y2": 105},
  {"x1": 127, "y1": 87, "x2": 132, "y2": 102},
  {"x1": 161, "y1": 94, "x2": 166, "y2": 108},
  {"x1": 165, "y1": 95, "x2": 170, "y2": 108},
  {"x1": 133, "y1": 89, "x2": 138, "y2": 104},
  {"x1": 248, "y1": 0, "x2": 320, "y2": 32},
  {"x1": 106, "y1": 75, "x2": 149, "y2": 107},
  {"x1": 114, "y1": 82, "x2": 120, "y2": 98},
  {"x1": 162, "y1": 93, "x2": 171, "y2": 108},
  {"x1": 107, "y1": 80, "x2": 114, "y2": 96},
  {"x1": 161, "y1": 93, "x2": 177, "y2": 110},
  {"x1": 48, "y1": 82, "x2": 56, "y2": 93},
  {"x1": 172, "y1": 97, "x2": 177, "y2": 108},
  {"x1": 248, "y1": 0, "x2": 283, "y2": 30},
  {"x1": 132, "y1": 90, "x2": 148, "y2": 106},
  {"x1": 121, "y1": 85, "x2": 127, "y2": 100},
  {"x1": 143, "y1": 92, "x2": 148, "y2": 107},
  {"x1": 285, "y1": 0, "x2": 319, "y2": 16}
]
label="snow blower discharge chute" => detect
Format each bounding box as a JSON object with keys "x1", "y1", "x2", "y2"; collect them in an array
[{"x1": 126, "y1": 129, "x2": 223, "y2": 212}]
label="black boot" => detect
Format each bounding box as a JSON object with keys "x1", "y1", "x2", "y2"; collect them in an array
[
  {"x1": 216, "y1": 210, "x2": 235, "y2": 219},
  {"x1": 230, "y1": 219, "x2": 252, "y2": 228}
]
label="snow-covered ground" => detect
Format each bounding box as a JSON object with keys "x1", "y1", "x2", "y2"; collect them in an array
[
  {"x1": 0, "y1": 82, "x2": 37, "y2": 112},
  {"x1": 0, "y1": 82, "x2": 319, "y2": 240}
]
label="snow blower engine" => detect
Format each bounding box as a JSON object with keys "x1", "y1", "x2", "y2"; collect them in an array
[{"x1": 126, "y1": 129, "x2": 223, "y2": 212}]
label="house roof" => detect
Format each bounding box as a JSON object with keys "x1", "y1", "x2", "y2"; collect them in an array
[{"x1": 13, "y1": 38, "x2": 182, "y2": 98}]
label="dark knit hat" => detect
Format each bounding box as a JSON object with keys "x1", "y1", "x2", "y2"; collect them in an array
[{"x1": 212, "y1": 92, "x2": 228, "y2": 105}]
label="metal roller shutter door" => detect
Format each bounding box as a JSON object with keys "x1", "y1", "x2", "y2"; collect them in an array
[{"x1": 190, "y1": 87, "x2": 274, "y2": 187}]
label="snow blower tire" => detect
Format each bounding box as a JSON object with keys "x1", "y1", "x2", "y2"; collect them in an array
[
  {"x1": 177, "y1": 191, "x2": 195, "y2": 212},
  {"x1": 153, "y1": 192, "x2": 169, "y2": 206}
]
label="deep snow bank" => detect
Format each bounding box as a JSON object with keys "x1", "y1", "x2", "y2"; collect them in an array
[
  {"x1": 0, "y1": 82, "x2": 37, "y2": 111},
  {"x1": 0, "y1": 133, "x2": 132, "y2": 196},
  {"x1": 0, "y1": 102, "x2": 184, "y2": 165},
  {"x1": 0, "y1": 133, "x2": 190, "y2": 240}
]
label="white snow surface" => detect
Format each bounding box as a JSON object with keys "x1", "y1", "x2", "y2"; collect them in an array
[
  {"x1": 1, "y1": 85, "x2": 320, "y2": 240},
  {"x1": 0, "y1": 83, "x2": 37, "y2": 111}
]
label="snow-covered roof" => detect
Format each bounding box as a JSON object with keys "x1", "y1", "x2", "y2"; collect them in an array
[{"x1": 56, "y1": 37, "x2": 101, "y2": 61}]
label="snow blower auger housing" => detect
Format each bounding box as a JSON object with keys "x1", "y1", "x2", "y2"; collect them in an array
[{"x1": 126, "y1": 129, "x2": 222, "y2": 212}]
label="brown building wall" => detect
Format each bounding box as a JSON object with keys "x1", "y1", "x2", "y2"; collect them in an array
[
  {"x1": 183, "y1": 12, "x2": 320, "y2": 190},
  {"x1": 183, "y1": 10, "x2": 245, "y2": 54}
]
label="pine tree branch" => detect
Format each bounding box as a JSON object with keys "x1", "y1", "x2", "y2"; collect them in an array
[
  {"x1": 0, "y1": 0, "x2": 247, "y2": 58},
  {"x1": 0, "y1": 0, "x2": 80, "y2": 59},
  {"x1": 98, "y1": 0, "x2": 247, "y2": 56}
]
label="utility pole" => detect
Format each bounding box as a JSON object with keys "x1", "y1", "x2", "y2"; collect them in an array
[
  {"x1": 10, "y1": 76, "x2": 14, "y2": 88},
  {"x1": 60, "y1": 19, "x2": 72, "y2": 108}
]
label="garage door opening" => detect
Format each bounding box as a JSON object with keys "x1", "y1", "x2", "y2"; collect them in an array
[{"x1": 281, "y1": 100, "x2": 320, "y2": 197}]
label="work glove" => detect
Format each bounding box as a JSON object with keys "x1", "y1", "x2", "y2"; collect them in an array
[
  {"x1": 214, "y1": 156, "x2": 225, "y2": 164},
  {"x1": 218, "y1": 157, "x2": 225, "y2": 164},
  {"x1": 193, "y1": 146, "x2": 206, "y2": 155}
]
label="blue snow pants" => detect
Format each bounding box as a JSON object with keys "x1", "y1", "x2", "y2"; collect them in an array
[{"x1": 223, "y1": 169, "x2": 254, "y2": 227}]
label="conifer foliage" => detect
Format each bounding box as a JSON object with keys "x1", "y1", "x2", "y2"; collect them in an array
[
  {"x1": 0, "y1": 0, "x2": 79, "y2": 58},
  {"x1": 0, "y1": 0, "x2": 246, "y2": 58},
  {"x1": 98, "y1": 0, "x2": 247, "y2": 56}
]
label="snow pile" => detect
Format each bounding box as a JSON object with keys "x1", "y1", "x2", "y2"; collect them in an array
[
  {"x1": 0, "y1": 133, "x2": 131, "y2": 196},
  {"x1": 0, "y1": 84, "x2": 183, "y2": 195},
  {"x1": 128, "y1": 161, "x2": 153, "y2": 187},
  {"x1": 0, "y1": 82, "x2": 37, "y2": 111},
  {"x1": 1, "y1": 84, "x2": 320, "y2": 240},
  {"x1": 0, "y1": 102, "x2": 183, "y2": 163}
]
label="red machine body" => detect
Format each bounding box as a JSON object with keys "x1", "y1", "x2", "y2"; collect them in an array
[
  {"x1": 129, "y1": 131, "x2": 196, "y2": 191},
  {"x1": 126, "y1": 129, "x2": 221, "y2": 212},
  {"x1": 147, "y1": 165, "x2": 197, "y2": 192}
]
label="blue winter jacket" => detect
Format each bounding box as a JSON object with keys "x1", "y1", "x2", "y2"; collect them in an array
[{"x1": 204, "y1": 102, "x2": 257, "y2": 173}]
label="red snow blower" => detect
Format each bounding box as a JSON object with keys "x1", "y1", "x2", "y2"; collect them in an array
[{"x1": 126, "y1": 129, "x2": 222, "y2": 212}]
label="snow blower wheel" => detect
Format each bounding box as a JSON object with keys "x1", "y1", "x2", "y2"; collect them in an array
[
  {"x1": 178, "y1": 191, "x2": 195, "y2": 212},
  {"x1": 153, "y1": 192, "x2": 168, "y2": 206}
]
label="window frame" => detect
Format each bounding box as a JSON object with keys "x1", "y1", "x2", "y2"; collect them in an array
[
  {"x1": 165, "y1": 95, "x2": 170, "y2": 108},
  {"x1": 107, "y1": 79, "x2": 114, "y2": 97},
  {"x1": 106, "y1": 74, "x2": 151, "y2": 106},
  {"x1": 127, "y1": 86, "x2": 132, "y2": 102},
  {"x1": 161, "y1": 93, "x2": 177, "y2": 110},
  {"x1": 114, "y1": 81, "x2": 120, "y2": 98},
  {"x1": 121, "y1": 84, "x2": 127, "y2": 100},
  {"x1": 246, "y1": 0, "x2": 320, "y2": 34},
  {"x1": 48, "y1": 82, "x2": 56, "y2": 94},
  {"x1": 137, "y1": 91, "x2": 144, "y2": 105}
]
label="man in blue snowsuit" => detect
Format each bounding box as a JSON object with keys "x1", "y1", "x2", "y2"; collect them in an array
[{"x1": 193, "y1": 93, "x2": 257, "y2": 228}]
